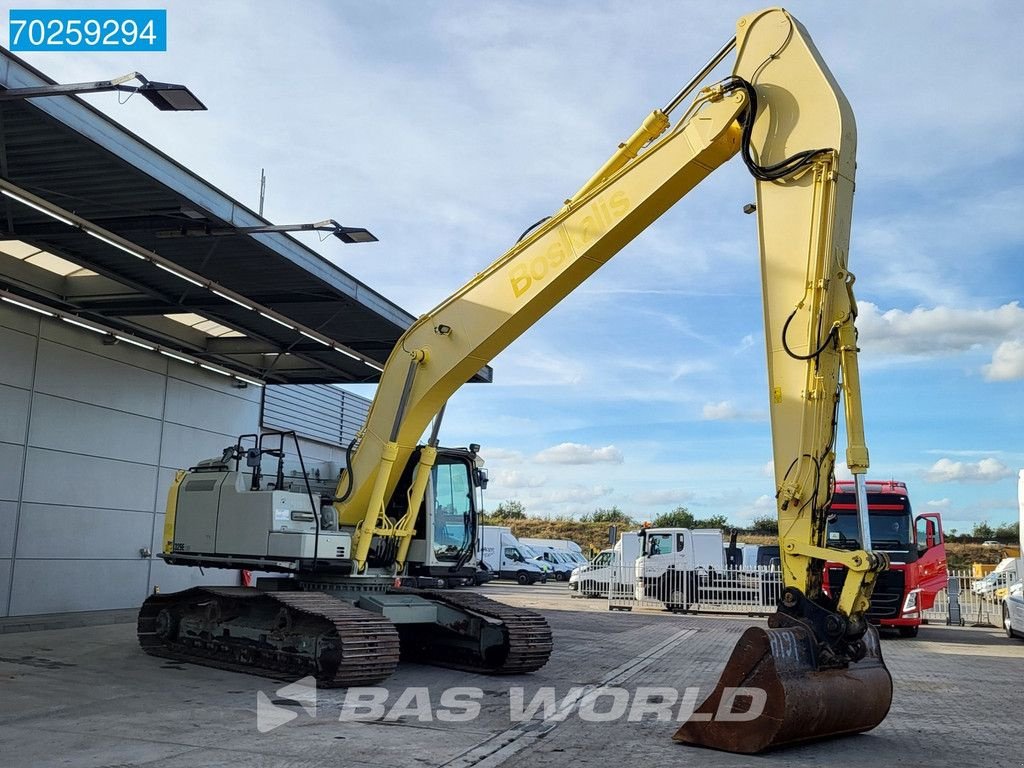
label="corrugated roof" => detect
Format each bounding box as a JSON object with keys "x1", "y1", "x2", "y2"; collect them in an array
[{"x1": 0, "y1": 47, "x2": 492, "y2": 386}]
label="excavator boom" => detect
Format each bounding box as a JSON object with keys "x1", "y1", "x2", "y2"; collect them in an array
[{"x1": 335, "y1": 74, "x2": 749, "y2": 568}]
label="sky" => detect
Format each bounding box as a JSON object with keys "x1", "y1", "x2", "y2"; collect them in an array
[{"x1": 6, "y1": 0, "x2": 1023, "y2": 533}]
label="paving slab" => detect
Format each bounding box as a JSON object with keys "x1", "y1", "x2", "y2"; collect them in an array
[{"x1": 0, "y1": 582, "x2": 1019, "y2": 768}]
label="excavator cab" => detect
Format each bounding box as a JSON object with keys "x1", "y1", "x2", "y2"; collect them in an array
[{"x1": 399, "y1": 447, "x2": 485, "y2": 585}]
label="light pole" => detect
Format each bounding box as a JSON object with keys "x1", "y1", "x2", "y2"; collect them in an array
[
  {"x1": 156, "y1": 219, "x2": 377, "y2": 244},
  {"x1": 0, "y1": 71, "x2": 206, "y2": 111}
]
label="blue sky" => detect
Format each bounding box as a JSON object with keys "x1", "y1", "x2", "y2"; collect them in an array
[{"x1": 10, "y1": 1, "x2": 1023, "y2": 532}]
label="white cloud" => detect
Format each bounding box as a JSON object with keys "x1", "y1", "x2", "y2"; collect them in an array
[
  {"x1": 494, "y1": 470, "x2": 546, "y2": 489},
  {"x1": 701, "y1": 401, "x2": 766, "y2": 422},
  {"x1": 983, "y1": 340, "x2": 1024, "y2": 381},
  {"x1": 543, "y1": 485, "x2": 614, "y2": 504},
  {"x1": 860, "y1": 303, "x2": 1019, "y2": 358},
  {"x1": 833, "y1": 464, "x2": 854, "y2": 481},
  {"x1": 702, "y1": 401, "x2": 738, "y2": 421},
  {"x1": 858, "y1": 302, "x2": 1024, "y2": 370},
  {"x1": 490, "y1": 348, "x2": 586, "y2": 387},
  {"x1": 630, "y1": 489, "x2": 696, "y2": 506},
  {"x1": 926, "y1": 498, "x2": 951, "y2": 509},
  {"x1": 729, "y1": 494, "x2": 776, "y2": 525},
  {"x1": 925, "y1": 458, "x2": 1014, "y2": 483},
  {"x1": 535, "y1": 442, "x2": 623, "y2": 465},
  {"x1": 670, "y1": 360, "x2": 716, "y2": 382},
  {"x1": 480, "y1": 447, "x2": 524, "y2": 464}
]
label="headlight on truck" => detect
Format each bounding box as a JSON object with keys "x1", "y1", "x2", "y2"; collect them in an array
[{"x1": 902, "y1": 590, "x2": 919, "y2": 614}]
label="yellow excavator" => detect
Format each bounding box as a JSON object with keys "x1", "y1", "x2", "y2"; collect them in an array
[{"x1": 142, "y1": 7, "x2": 891, "y2": 753}]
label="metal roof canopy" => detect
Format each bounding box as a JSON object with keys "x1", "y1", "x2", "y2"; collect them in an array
[{"x1": 0, "y1": 48, "x2": 492, "y2": 386}]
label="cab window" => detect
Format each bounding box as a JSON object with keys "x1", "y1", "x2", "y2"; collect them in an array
[
  {"x1": 431, "y1": 459, "x2": 473, "y2": 561},
  {"x1": 648, "y1": 534, "x2": 673, "y2": 556}
]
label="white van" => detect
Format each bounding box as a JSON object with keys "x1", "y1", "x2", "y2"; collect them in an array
[
  {"x1": 529, "y1": 547, "x2": 577, "y2": 581},
  {"x1": 520, "y1": 537, "x2": 585, "y2": 560},
  {"x1": 478, "y1": 526, "x2": 547, "y2": 584}
]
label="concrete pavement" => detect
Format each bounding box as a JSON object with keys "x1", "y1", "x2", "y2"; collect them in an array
[{"x1": 0, "y1": 582, "x2": 1020, "y2": 767}]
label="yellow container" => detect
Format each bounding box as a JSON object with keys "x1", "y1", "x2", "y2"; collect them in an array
[{"x1": 972, "y1": 562, "x2": 996, "y2": 578}]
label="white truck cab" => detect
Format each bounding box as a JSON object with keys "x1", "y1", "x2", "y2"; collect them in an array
[
  {"x1": 638, "y1": 528, "x2": 726, "y2": 579},
  {"x1": 635, "y1": 527, "x2": 725, "y2": 604},
  {"x1": 570, "y1": 532, "x2": 641, "y2": 597}
]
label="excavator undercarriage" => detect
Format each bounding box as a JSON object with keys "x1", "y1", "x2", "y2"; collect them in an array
[{"x1": 138, "y1": 584, "x2": 552, "y2": 686}]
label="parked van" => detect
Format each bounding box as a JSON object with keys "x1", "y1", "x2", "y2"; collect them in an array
[{"x1": 478, "y1": 526, "x2": 547, "y2": 584}]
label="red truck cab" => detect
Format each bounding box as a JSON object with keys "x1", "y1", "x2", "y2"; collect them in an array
[{"x1": 824, "y1": 480, "x2": 947, "y2": 637}]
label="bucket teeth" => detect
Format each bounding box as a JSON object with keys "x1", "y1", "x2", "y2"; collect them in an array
[{"x1": 673, "y1": 624, "x2": 892, "y2": 754}]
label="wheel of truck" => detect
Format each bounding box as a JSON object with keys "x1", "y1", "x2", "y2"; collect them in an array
[
  {"x1": 898, "y1": 625, "x2": 919, "y2": 638},
  {"x1": 666, "y1": 587, "x2": 687, "y2": 612},
  {"x1": 554, "y1": 571, "x2": 567, "y2": 582},
  {"x1": 517, "y1": 571, "x2": 531, "y2": 585},
  {"x1": 662, "y1": 570, "x2": 693, "y2": 613}
]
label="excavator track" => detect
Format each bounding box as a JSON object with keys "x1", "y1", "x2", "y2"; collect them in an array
[
  {"x1": 138, "y1": 587, "x2": 400, "y2": 687},
  {"x1": 393, "y1": 588, "x2": 553, "y2": 674}
]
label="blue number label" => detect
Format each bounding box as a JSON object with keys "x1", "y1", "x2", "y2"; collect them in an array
[{"x1": 9, "y1": 10, "x2": 167, "y2": 51}]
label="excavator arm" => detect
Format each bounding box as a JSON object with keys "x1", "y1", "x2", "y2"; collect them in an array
[
  {"x1": 334, "y1": 68, "x2": 749, "y2": 569},
  {"x1": 337, "y1": 7, "x2": 892, "y2": 752}
]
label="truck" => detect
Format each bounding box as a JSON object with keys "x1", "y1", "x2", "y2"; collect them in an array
[
  {"x1": 632, "y1": 528, "x2": 782, "y2": 610},
  {"x1": 1001, "y1": 470, "x2": 1024, "y2": 640},
  {"x1": 569, "y1": 532, "x2": 641, "y2": 598},
  {"x1": 824, "y1": 480, "x2": 947, "y2": 637},
  {"x1": 478, "y1": 526, "x2": 547, "y2": 584},
  {"x1": 972, "y1": 559, "x2": 1018, "y2": 600}
]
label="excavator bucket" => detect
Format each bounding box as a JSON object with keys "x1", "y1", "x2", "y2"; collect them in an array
[{"x1": 673, "y1": 624, "x2": 892, "y2": 754}]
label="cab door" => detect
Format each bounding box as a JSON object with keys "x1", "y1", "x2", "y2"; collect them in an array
[
  {"x1": 644, "y1": 532, "x2": 675, "y2": 579},
  {"x1": 914, "y1": 513, "x2": 948, "y2": 601}
]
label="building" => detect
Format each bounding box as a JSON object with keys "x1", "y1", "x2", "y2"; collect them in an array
[{"x1": 0, "y1": 49, "x2": 487, "y2": 626}]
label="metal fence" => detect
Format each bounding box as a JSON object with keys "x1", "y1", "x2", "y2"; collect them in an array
[
  {"x1": 606, "y1": 565, "x2": 783, "y2": 615},
  {"x1": 601, "y1": 565, "x2": 1010, "y2": 627},
  {"x1": 925, "y1": 569, "x2": 1009, "y2": 626}
]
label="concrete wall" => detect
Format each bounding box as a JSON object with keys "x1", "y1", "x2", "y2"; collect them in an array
[{"x1": 0, "y1": 304, "x2": 261, "y2": 617}]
